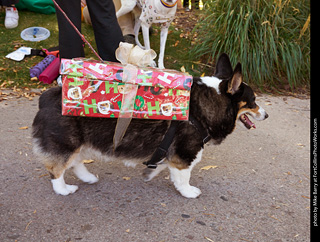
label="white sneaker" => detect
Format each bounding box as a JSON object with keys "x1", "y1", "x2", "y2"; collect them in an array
[{"x1": 5, "y1": 7, "x2": 19, "y2": 29}]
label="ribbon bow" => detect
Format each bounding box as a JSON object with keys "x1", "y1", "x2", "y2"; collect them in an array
[{"x1": 115, "y1": 42, "x2": 157, "y2": 67}]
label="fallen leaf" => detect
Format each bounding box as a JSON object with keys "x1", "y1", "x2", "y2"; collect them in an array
[
  {"x1": 25, "y1": 221, "x2": 32, "y2": 231},
  {"x1": 204, "y1": 236, "x2": 215, "y2": 242},
  {"x1": 200, "y1": 165, "x2": 218, "y2": 171},
  {"x1": 122, "y1": 177, "x2": 131, "y2": 180},
  {"x1": 83, "y1": 159, "x2": 94, "y2": 164},
  {"x1": 19, "y1": 126, "x2": 28, "y2": 130}
]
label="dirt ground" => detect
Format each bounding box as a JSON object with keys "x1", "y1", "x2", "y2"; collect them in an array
[{"x1": 0, "y1": 92, "x2": 310, "y2": 242}]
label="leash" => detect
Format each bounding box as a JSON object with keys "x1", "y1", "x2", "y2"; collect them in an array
[{"x1": 52, "y1": 0, "x2": 104, "y2": 62}]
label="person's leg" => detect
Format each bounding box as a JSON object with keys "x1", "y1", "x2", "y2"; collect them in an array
[
  {"x1": 54, "y1": 0, "x2": 84, "y2": 59},
  {"x1": 113, "y1": 0, "x2": 135, "y2": 44},
  {"x1": 87, "y1": 0, "x2": 124, "y2": 62}
]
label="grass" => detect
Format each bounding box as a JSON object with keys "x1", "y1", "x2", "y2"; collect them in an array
[
  {"x1": 0, "y1": 9, "x2": 98, "y2": 89},
  {"x1": 190, "y1": 0, "x2": 310, "y2": 92},
  {"x1": 0, "y1": 4, "x2": 310, "y2": 95},
  {"x1": 0, "y1": 9, "x2": 198, "y2": 90}
]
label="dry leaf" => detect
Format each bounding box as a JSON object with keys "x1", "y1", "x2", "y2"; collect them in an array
[
  {"x1": 19, "y1": 126, "x2": 28, "y2": 130},
  {"x1": 200, "y1": 165, "x2": 218, "y2": 171},
  {"x1": 122, "y1": 177, "x2": 131, "y2": 180},
  {"x1": 83, "y1": 159, "x2": 94, "y2": 164},
  {"x1": 204, "y1": 236, "x2": 215, "y2": 242}
]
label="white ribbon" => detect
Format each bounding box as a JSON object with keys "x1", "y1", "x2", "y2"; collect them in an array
[{"x1": 115, "y1": 42, "x2": 157, "y2": 67}]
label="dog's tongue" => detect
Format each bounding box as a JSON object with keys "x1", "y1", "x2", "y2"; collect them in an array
[{"x1": 241, "y1": 114, "x2": 256, "y2": 129}]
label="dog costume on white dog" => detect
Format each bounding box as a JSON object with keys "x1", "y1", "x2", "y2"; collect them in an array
[{"x1": 116, "y1": 0, "x2": 178, "y2": 69}]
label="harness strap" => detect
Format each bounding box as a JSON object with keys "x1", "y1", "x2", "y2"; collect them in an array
[
  {"x1": 144, "y1": 121, "x2": 179, "y2": 169},
  {"x1": 144, "y1": 115, "x2": 211, "y2": 169},
  {"x1": 189, "y1": 115, "x2": 211, "y2": 147}
]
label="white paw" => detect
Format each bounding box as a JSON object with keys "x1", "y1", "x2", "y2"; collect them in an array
[
  {"x1": 81, "y1": 173, "x2": 99, "y2": 184},
  {"x1": 73, "y1": 163, "x2": 99, "y2": 184},
  {"x1": 178, "y1": 185, "x2": 202, "y2": 198},
  {"x1": 53, "y1": 184, "x2": 78, "y2": 196},
  {"x1": 150, "y1": 60, "x2": 157, "y2": 68},
  {"x1": 65, "y1": 184, "x2": 79, "y2": 193},
  {"x1": 51, "y1": 176, "x2": 78, "y2": 196},
  {"x1": 158, "y1": 63, "x2": 165, "y2": 69}
]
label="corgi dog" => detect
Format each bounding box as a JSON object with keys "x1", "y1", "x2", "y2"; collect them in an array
[{"x1": 32, "y1": 54, "x2": 268, "y2": 198}]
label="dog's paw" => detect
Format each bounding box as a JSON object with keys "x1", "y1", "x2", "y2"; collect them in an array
[
  {"x1": 178, "y1": 185, "x2": 202, "y2": 199},
  {"x1": 65, "y1": 184, "x2": 79, "y2": 194},
  {"x1": 143, "y1": 163, "x2": 167, "y2": 182},
  {"x1": 53, "y1": 184, "x2": 78, "y2": 196},
  {"x1": 51, "y1": 177, "x2": 78, "y2": 196},
  {"x1": 150, "y1": 61, "x2": 157, "y2": 68},
  {"x1": 143, "y1": 168, "x2": 153, "y2": 182},
  {"x1": 80, "y1": 173, "x2": 99, "y2": 184}
]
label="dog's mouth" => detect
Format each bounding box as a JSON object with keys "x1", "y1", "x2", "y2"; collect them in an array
[{"x1": 240, "y1": 113, "x2": 256, "y2": 129}]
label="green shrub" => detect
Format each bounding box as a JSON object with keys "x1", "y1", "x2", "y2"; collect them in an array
[{"x1": 190, "y1": 0, "x2": 310, "y2": 90}]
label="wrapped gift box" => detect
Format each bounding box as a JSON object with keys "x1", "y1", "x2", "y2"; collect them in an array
[{"x1": 61, "y1": 58, "x2": 192, "y2": 120}]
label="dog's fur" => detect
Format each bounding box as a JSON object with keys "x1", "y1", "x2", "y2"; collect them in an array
[
  {"x1": 32, "y1": 54, "x2": 268, "y2": 198},
  {"x1": 116, "y1": 0, "x2": 178, "y2": 69}
]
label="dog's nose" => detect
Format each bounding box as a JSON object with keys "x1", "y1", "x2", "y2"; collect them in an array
[{"x1": 265, "y1": 112, "x2": 269, "y2": 119}]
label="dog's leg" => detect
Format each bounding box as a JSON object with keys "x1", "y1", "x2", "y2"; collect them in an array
[
  {"x1": 168, "y1": 149, "x2": 203, "y2": 198},
  {"x1": 158, "y1": 26, "x2": 169, "y2": 69},
  {"x1": 73, "y1": 162, "x2": 99, "y2": 184},
  {"x1": 70, "y1": 149, "x2": 99, "y2": 184},
  {"x1": 45, "y1": 159, "x2": 78, "y2": 196},
  {"x1": 143, "y1": 162, "x2": 168, "y2": 182},
  {"x1": 51, "y1": 171, "x2": 78, "y2": 196},
  {"x1": 141, "y1": 23, "x2": 150, "y2": 49},
  {"x1": 134, "y1": 18, "x2": 144, "y2": 49},
  {"x1": 141, "y1": 22, "x2": 156, "y2": 67}
]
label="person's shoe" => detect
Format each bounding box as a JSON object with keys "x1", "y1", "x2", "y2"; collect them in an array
[
  {"x1": 5, "y1": 7, "x2": 19, "y2": 29},
  {"x1": 123, "y1": 34, "x2": 135, "y2": 45}
]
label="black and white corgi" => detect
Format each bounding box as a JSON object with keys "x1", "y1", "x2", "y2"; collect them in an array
[{"x1": 32, "y1": 54, "x2": 268, "y2": 198}]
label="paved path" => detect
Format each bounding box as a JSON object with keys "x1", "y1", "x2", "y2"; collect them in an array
[{"x1": 0, "y1": 93, "x2": 310, "y2": 242}]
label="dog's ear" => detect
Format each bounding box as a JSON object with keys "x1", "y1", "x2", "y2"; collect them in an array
[
  {"x1": 227, "y1": 63, "x2": 242, "y2": 95},
  {"x1": 214, "y1": 53, "x2": 233, "y2": 79}
]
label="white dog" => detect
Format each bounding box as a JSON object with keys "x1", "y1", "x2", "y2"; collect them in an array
[{"x1": 116, "y1": 0, "x2": 178, "y2": 69}]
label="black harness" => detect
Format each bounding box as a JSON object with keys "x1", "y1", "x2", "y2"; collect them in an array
[{"x1": 143, "y1": 115, "x2": 211, "y2": 169}]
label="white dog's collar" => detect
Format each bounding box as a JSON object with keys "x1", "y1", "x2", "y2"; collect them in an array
[{"x1": 160, "y1": 0, "x2": 177, "y2": 8}]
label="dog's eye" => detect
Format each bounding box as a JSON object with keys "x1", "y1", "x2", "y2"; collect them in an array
[{"x1": 248, "y1": 101, "x2": 257, "y2": 109}]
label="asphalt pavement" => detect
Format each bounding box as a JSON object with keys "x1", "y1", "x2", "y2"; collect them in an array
[{"x1": 0, "y1": 92, "x2": 310, "y2": 242}]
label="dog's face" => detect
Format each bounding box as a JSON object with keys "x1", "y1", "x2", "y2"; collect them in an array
[
  {"x1": 207, "y1": 53, "x2": 269, "y2": 130},
  {"x1": 235, "y1": 83, "x2": 268, "y2": 129}
]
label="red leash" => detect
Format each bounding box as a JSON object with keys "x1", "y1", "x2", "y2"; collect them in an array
[{"x1": 52, "y1": 0, "x2": 104, "y2": 62}]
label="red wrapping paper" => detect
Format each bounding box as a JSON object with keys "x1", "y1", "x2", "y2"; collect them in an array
[{"x1": 61, "y1": 58, "x2": 192, "y2": 120}]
